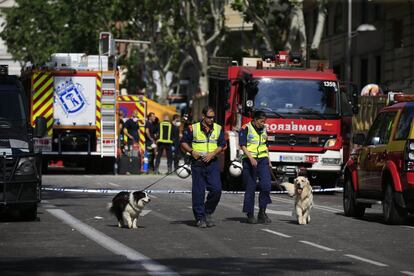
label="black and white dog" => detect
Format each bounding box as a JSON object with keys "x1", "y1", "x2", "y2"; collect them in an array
[{"x1": 108, "y1": 191, "x2": 151, "y2": 229}]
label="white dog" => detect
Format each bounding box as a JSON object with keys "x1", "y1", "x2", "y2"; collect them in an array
[
  {"x1": 108, "y1": 191, "x2": 151, "y2": 229},
  {"x1": 281, "y1": 176, "x2": 313, "y2": 225}
]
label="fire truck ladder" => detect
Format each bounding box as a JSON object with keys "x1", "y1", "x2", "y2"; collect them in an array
[{"x1": 99, "y1": 75, "x2": 117, "y2": 157}]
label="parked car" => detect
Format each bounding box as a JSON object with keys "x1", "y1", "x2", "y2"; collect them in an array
[{"x1": 343, "y1": 94, "x2": 414, "y2": 224}]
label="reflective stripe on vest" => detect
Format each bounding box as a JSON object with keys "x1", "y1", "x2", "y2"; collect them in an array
[
  {"x1": 158, "y1": 121, "x2": 173, "y2": 143},
  {"x1": 192, "y1": 122, "x2": 221, "y2": 154},
  {"x1": 243, "y1": 122, "x2": 268, "y2": 158}
]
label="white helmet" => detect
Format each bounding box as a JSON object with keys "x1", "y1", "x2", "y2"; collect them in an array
[
  {"x1": 176, "y1": 164, "x2": 191, "y2": 178},
  {"x1": 229, "y1": 160, "x2": 243, "y2": 177}
]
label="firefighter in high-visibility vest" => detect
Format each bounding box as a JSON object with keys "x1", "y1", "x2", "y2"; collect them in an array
[
  {"x1": 181, "y1": 106, "x2": 225, "y2": 228},
  {"x1": 239, "y1": 110, "x2": 272, "y2": 224},
  {"x1": 154, "y1": 115, "x2": 174, "y2": 174}
]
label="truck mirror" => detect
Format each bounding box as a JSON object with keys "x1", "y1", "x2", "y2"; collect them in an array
[
  {"x1": 352, "y1": 133, "x2": 365, "y2": 145},
  {"x1": 34, "y1": 116, "x2": 47, "y2": 138}
]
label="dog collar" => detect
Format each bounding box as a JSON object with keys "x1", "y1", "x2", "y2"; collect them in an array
[{"x1": 128, "y1": 202, "x2": 141, "y2": 213}]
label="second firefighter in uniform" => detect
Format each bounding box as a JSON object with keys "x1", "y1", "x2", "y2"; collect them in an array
[{"x1": 239, "y1": 110, "x2": 272, "y2": 224}]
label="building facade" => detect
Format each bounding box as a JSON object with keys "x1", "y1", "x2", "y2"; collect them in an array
[
  {"x1": 0, "y1": 0, "x2": 21, "y2": 76},
  {"x1": 306, "y1": 0, "x2": 414, "y2": 93}
]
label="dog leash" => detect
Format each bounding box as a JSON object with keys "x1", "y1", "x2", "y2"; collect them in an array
[
  {"x1": 142, "y1": 158, "x2": 192, "y2": 191},
  {"x1": 269, "y1": 166, "x2": 283, "y2": 191}
]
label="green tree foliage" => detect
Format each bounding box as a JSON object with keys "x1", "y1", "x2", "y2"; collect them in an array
[
  {"x1": 231, "y1": 0, "x2": 290, "y2": 52},
  {"x1": 112, "y1": 0, "x2": 184, "y2": 100},
  {"x1": 176, "y1": 0, "x2": 226, "y2": 93},
  {"x1": 0, "y1": 0, "x2": 116, "y2": 66}
]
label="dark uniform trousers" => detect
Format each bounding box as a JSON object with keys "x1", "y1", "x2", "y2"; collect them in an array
[
  {"x1": 155, "y1": 142, "x2": 173, "y2": 172},
  {"x1": 242, "y1": 157, "x2": 272, "y2": 214},
  {"x1": 191, "y1": 159, "x2": 222, "y2": 220}
]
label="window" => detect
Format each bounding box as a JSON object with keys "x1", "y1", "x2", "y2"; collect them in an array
[
  {"x1": 366, "y1": 112, "x2": 396, "y2": 145},
  {"x1": 375, "y1": 55, "x2": 381, "y2": 84},
  {"x1": 252, "y1": 78, "x2": 339, "y2": 116},
  {"x1": 360, "y1": 58, "x2": 368, "y2": 88},
  {"x1": 395, "y1": 107, "x2": 414, "y2": 140},
  {"x1": 334, "y1": 3, "x2": 344, "y2": 34},
  {"x1": 361, "y1": 0, "x2": 368, "y2": 23},
  {"x1": 0, "y1": 89, "x2": 26, "y2": 121},
  {"x1": 393, "y1": 19, "x2": 403, "y2": 49}
]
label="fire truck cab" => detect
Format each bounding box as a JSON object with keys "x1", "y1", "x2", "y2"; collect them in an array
[{"x1": 207, "y1": 52, "x2": 353, "y2": 189}]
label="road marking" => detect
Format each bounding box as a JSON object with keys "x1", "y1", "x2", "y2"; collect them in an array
[
  {"x1": 42, "y1": 187, "x2": 340, "y2": 194},
  {"x1": 262, "y1": 228, "x2": 291, "y2": 238},
  {"x1": 254, "y1": 206, "x2": 292, "y2": 216},
  {"x1": 401, "y1": 271, "x2": 414, "y2": 276},
  {"x1": 344, "y1": 254, "x2": 388, "y2": 267},
  {"x1": 140, "y1": 210, "x2": 151, "y2": 216},
  {"x1": 313, "y1": 205, "x2": 342, "y2": 213},
  {"x1": 47, "y1": 208, "x2": 179, "y2": 276},
  {"x1": 271, "y1": 196, "x2": 342, "y2": 213},
  {"x1": 299, "y1": 240, "x2": 335, "y2": 252},
  {"x1": 402, "y1": 225, "x2": 414, "y2": 230},
  {"x1": 108, "y1": 182, "x2": 120, "y2": 187}
]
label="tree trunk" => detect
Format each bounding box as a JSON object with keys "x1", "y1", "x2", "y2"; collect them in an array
[
  {"x1": 194, "y1": 32, "x2": 209, "y2": 95},
  {"x1": 310, "y1": 0, "x2": 328, "y2": 53},
  {"x1": 285, "y1": 0, "x2": 307, "y2": 57}
]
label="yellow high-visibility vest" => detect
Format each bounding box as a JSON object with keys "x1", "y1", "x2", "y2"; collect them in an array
[
  {"x1": 243, "y1": 122, "x2": 268, "y2": 158},
  {"x1": 158, "y1": 121, "x2": 173, "y2": 143},
  {"x1": 192, "y1": 122, "x2": 221, "y2": 154}
]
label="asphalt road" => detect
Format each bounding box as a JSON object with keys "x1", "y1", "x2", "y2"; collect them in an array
[{"x1": 1, "y1": 171, "x2": 414, "y2": 276}]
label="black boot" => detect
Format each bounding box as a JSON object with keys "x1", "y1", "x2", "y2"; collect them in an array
[
  {"x1": 257, "y1": 208, "x2": 271, "y2": 224},
  {"x1": 246, "y1": 213, "x2": 257, "y2": 224}
]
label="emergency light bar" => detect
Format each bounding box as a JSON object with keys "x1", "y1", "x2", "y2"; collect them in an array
[{"x1": 388, "y1": 92, "x2": 414, "y2": 104}]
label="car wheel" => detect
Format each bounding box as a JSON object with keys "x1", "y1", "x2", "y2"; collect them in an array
[
  {"x1": 383, "y1": 185, "x2": 406, "y2": 225},
  {"x1": 343, "y1": 177, "x2": 365, "y2": 217}
]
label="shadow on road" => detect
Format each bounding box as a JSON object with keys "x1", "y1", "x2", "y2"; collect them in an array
[{"x1": 0, "y1": 256, "x2": 357, "y2": 276}]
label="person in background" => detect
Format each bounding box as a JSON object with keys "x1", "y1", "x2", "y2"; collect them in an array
[
  {"x1": 154, "y1": 115, "x2": 173, "y2": 174},
  {"x1": 239, "y1": 110, "x2": 272, "y2": 224},
  {"x1": 118, "y1": 110, "x2": 125, "y2": 155},
  {"x1": 123, "y1": 110, "x2": 140, "y2": 153},
  {"x1": 181, "y1": 113, "x2": 192, "y2": 164},
  {"x1": 171, "y1": 114, "x2": 182, "y2": 171},
  {"x1": 145, "y1": 112, "x2": 158, "y2": 173},
  {"x1": 181, "y1": 106, "x2": 225, "y2": 228}
]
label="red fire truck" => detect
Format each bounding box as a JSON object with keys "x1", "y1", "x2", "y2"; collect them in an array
[{"x1": 205, "y1": 52, "x2": 353, "y2": 189}]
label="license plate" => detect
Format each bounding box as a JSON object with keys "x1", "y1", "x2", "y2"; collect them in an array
[
  {"x1": 305, "y1": 155, "x2": 318, "y2": 163},
  {"x1": 34, "y1": 138, "x2": 52, "y2": 152},
  {"x1": 279, "y1": 155, "x2": 304, "y2": 162}
]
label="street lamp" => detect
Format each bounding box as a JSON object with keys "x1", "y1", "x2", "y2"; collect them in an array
[{"x1": 346, "y1": 0, "x2": 377, "y2": 99}]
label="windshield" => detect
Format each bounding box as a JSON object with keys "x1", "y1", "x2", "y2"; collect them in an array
[
  {"x1": 253, "y1": 78, "x2": 339, "y2": 116},
  {"x1": 0, "y1": 90, "x2": 26, "y2": 125}
]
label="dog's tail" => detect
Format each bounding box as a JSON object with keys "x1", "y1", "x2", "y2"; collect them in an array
[{"x1": 280, "y1": 182, "x2": 296, "y2": 197}]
